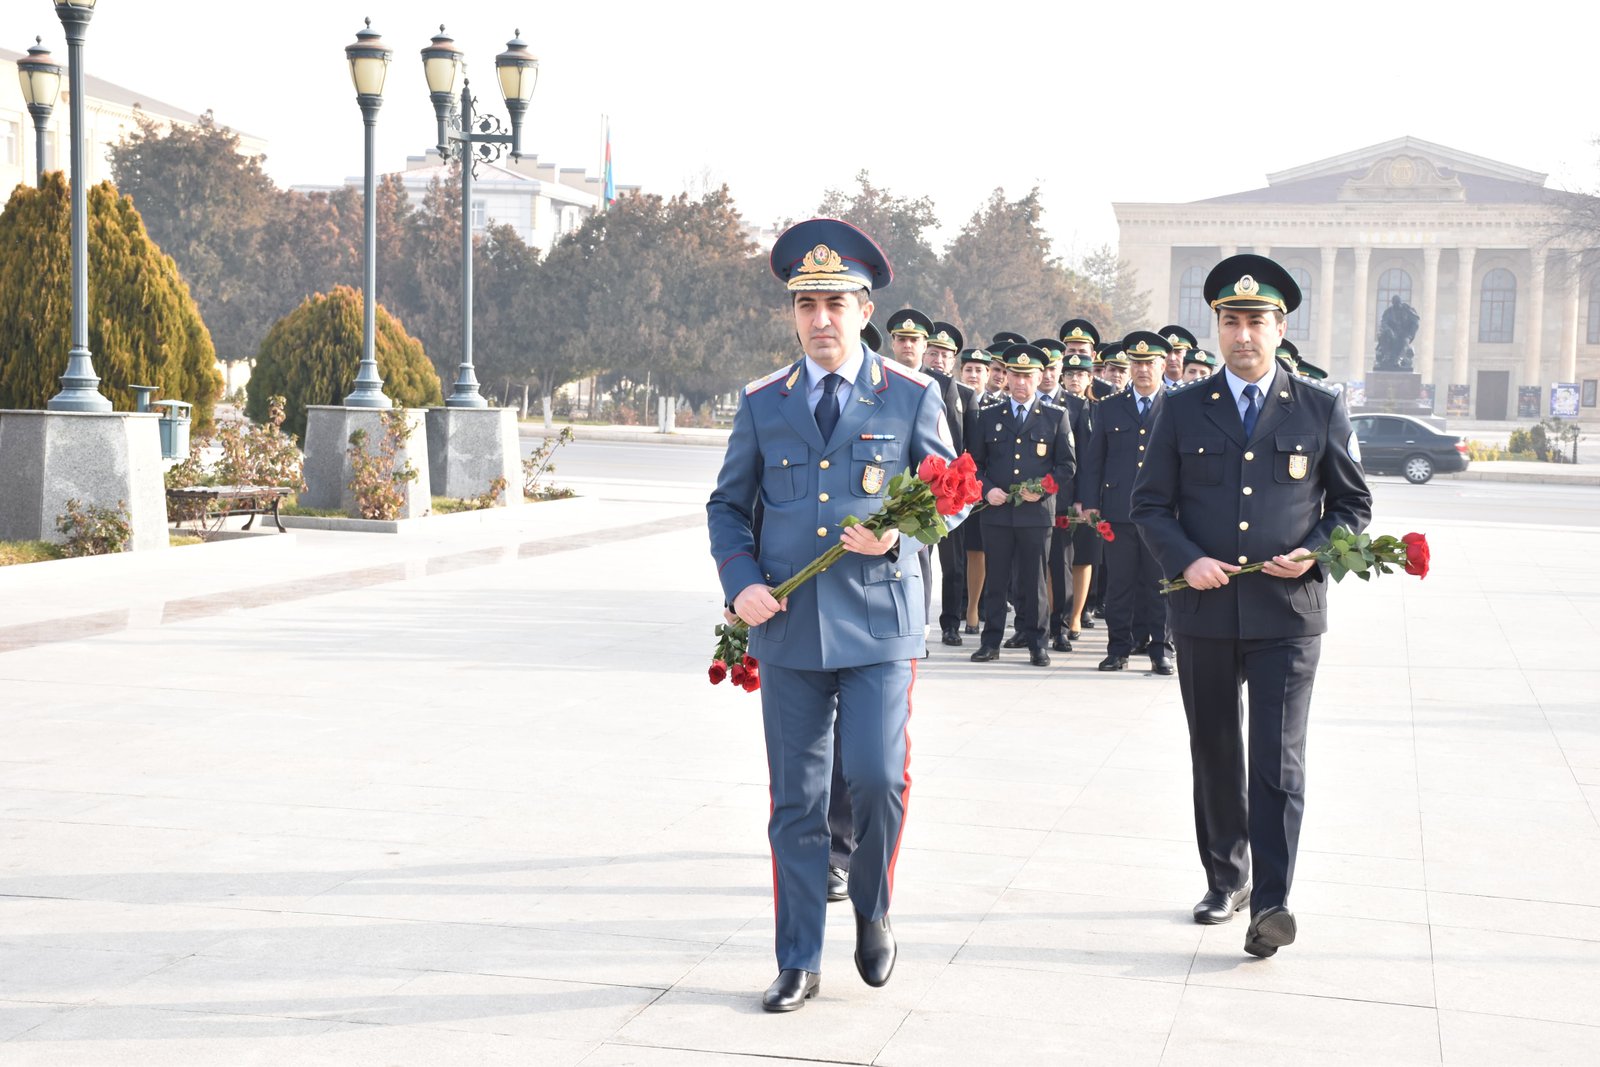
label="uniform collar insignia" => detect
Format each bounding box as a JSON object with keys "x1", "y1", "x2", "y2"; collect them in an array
[
  {"x1": 870, "y1": 359, "x2": 882, "y2": 387},
  {"x1": 785, "y1": 366, "x2": 802, "y2": 390}
]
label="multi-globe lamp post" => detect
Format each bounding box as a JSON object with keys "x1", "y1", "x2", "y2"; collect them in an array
[
  {"x1": 343, "y1": 18, "x2": 393, "y2": 408},
  {"x1": 14, "y1": 36, "x2": 60, "y2": 188},
  {"x1": 420, "y1": 25, "x2": 539, "y2": 408}
]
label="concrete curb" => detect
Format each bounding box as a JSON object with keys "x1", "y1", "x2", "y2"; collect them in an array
[
  {"x1": 276, "y1": 494, "x2": 594, "y2": 535},
  {"x1": 1443, "y1": 469, "x2": 1600, "y2": 486},
  {"x1": 0, "y1": 528, "x2": 298, "y2": 586},
  {"x1": 519, "y1": 424, "x2": 729, "y2": 447}
]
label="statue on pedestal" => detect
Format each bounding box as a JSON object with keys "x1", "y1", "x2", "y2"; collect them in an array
[{"x1": 1374, "y1": 295, "x2": 1420, "y2": 372}]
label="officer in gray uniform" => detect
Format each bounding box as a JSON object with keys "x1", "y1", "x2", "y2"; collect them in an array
[
  {"x1": 708, "y1": 218, "x2": 965, "y2": 1011},
  {"x1": 1132, "y1": 254, "x2": 1371, "y2": 959}
]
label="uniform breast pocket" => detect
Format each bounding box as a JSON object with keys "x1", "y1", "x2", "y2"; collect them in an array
[
  {"x1": 1026, "y1": 428, "x2": 1051, "y2": 459},
  {"x1": 851, "y1": 440, "x2": 903, "y2": 498},
  {"x1": 1273, "y1": 434, "x2": 1320, "y2": 485},
  {"x1": 1180, "y1": 435, "x2": 1224, "y2": 485},
  {"x1": 862, "y1": 558, "x2": 915, "y2": 638},
  {"x1": 763, "y1": 450, "x2": 808, "y2": 503}
]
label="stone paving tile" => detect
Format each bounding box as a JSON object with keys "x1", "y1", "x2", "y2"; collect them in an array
[
  {"x1": 1160, "y1": 985, "x2": 1442, "y2": 1066},
  {"x1": 1187, "y1": 914, "x2": 1436, "y2": 1007},
  {"x1": 1429, "y1": 925, "x2": 1600, "y2": 1027},
  {"x1": 1, "y1": 1007, "x2": 338, "y2": 1066},
  {"x1": 1436, "y1": 1009, "x2": 1600, "y2": 1066},
  {"x1": 609, "y1": 989, "x2": 906, "y2": 1064},
  {"x1": 874, "y1": 1010, "x2": 1169, "y2": 1067}
]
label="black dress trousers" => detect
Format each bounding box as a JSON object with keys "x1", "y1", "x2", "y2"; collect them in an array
[
  {"x1": 1046, "y1": 523, "x2": 1074, "y2": 635},
  {"x1": 980, "y1": 525, "x2": 1050, "y2": 650},
  {"x1": 937, "y1": 532, "x2": 967, "y2": 631},
  {"x1": 1102, "y1": 521, "x2": 1172, "y2": 659},
  {"x1": 1175, "y1": 632, "x2": 1320, "y2": 913}
]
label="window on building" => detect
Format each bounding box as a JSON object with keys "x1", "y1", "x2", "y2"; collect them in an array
[
  {"x1": 1178, "y1": 266, "x2": 1210, "y2": 338},
  {"x1": 1375, "y1": 268, "x2": 1413, "y2": 339},
  {"x1": 470, "y1": 198, "x2": 487, "y2": 230},
  {"x1": 1588, "y1": 275, "x2": 1599, "y2": 345},
  {"x1": 1285, "y1": 267, "x2": 1312, "y2": 340},
  {"x1": 2, "y1": 121, "x2": 17, "y2": 166},
  {"x1": 1479, "y1": 268, "x2": 1516, "y2": 343}
]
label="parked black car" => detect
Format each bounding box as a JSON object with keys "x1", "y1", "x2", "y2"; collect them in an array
[{"x1": 1349, "y1": 413, "x2": 1470, "y2": 484}]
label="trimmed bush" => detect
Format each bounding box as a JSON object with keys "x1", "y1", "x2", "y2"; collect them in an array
[{"x1": 246, "y1": 285, "x2": 442, "y2": 440}]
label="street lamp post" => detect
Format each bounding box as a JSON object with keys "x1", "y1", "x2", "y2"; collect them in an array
[
  {"x1": 343, "y1": 18, "x2": 393, "y2": 409},
  {"x1": 421, "y1": 27, "x2": 538, "y2": 408},
  {"x1": 46, "y1": 0, "x2": 109, "y2": 413},
  {"x1": 15, "y1": 37, "x2": 61, "y2": 187}
]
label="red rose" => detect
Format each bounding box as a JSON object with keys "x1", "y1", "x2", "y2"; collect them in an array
[
  {"x1": 950, "y1": 453, "x2": 977, "y2": 478},
  {"x1": 1055, "y1": 516, "x2": 1071, "y2": 529},
  {"x1": 740, "y1": 667, "x2": 761, "y2": 692},
  {"x1": 742, "y1": 654, "x2": 759, "y2": 669},
  {"x1": 729, "y1": 663, "x2": 748, "y2": 687},
  {"x1": 1097, "y1": 521, "x2": 1115, "y2": 542},
  {"x1": 1041, "y1": 474, "x2": 1059, "y2": 495},
  {"x1": 708, "y1": 660, "x2": 728, "y2": 685},
  {"x1": 917, "y1": 455, "x2": 948, "y2": 483},
  {"x1": 1401, "y1": 532, "x2": 1430, "y2": 579}
]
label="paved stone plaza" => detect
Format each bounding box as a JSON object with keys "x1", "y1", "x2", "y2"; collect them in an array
[{"x1": 1, "y1": 461, "x2": 1598, "y2": 1065}]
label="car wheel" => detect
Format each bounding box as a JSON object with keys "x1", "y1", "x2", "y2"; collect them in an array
[{"x1": 1403, "y1": 454, "x2": 1434, "y2": 484}]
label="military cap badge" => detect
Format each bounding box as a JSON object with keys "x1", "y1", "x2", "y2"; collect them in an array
[
  {"x1": 798, "y1": 244, "x2": 845, "y2": 276},
  {"x1": 1235, "y1": 275, "x2": 1259, "y2": 296}
]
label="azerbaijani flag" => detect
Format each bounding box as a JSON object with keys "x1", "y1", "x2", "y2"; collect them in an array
[{"x1": 603, "y1": 119, "x2": 617, "y2": 209}]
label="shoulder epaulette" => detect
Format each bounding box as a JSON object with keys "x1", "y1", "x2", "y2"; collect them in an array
[
  {"x1": 1297, "y1": 376, "x2": 1340, "y2": 396},
  {"x1": 881, "y1": 360, "x2": 935, "y2": 388},
  {"x1": 744, "y1": 362, "x2": 798, "y2": 396}
]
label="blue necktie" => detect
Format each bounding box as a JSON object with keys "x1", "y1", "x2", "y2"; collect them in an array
[
  {"x1": 1241, "y1": 383, "x2": 1260, "y2": 439},
  {"x1": 1137, "y1": 395, "x2": 1151, "y2": 424},
  {"x1": 815, "y1": 373, "x2": 841, "y2": 441}
]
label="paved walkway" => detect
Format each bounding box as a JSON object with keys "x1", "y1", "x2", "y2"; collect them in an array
[{"x1": 1, "y1": 481, "x2": 1598, "y2": 1064}]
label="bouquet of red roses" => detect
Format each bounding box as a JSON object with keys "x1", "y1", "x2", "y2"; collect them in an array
[
  {"x1": 1159, "y1": 526, "x2": 1429, "y2": 593},
  {"x1": 1006, "y1": 473, "x2": 1057, "y2": 506},
  {"x1": 708, "y1": 453, "x2": 984, "y2": 692},
  {"x1": 1054, "y1": 509, "x2": 1115, "y2": 541}
]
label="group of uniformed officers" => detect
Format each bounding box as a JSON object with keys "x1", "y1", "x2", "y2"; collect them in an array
[{"x1": 710, "y1": 217, "x2": 1372, "y2": 1011}]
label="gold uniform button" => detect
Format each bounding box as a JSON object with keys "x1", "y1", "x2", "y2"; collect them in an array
[
  {"x1": 1239, "y1": 521, "x2": 1250, "y2": 531},
  {"x1": 819, "y1": 459, "x2": 830, "y2": 469},
  {"x1": 1243, "y1": 486, "x2": 1254, "y2": 495},
  {"x1": 1244, "y1": 451, "x2": 1255, "y2": 461},
  {"x1": 1014, "y1": 469, "x2": 1021, "y2": 475},
  {"x1": 894, "y1": 570, "x2": 902, "y2": 578},
  {"x1": 1139, "y1": 428, "x2": 1147, "y2": 436},
  {"x1": 1295, "y1": 444, "x2": 1304, "y2": 452},
  {"x1": 818, "y1": 492, "x2": 829, "y2": 502},
  {"x1": 1197, "y1": 447, "x2": 1205, "y2": 454},
  {"x1": 817, "y1": 527, "x2": 828, "y2": 537},
  {"x1": 1138, "y1": 445, "x2": 1146, "y2": 452},
  {"x1": 1137, "y1": 461, "x2": 1144, "y2": 468},
  {"x1": 781, "y1": 458, "x2": 789, "y2": 467},
  {"x1": 1238, "y1": 555, "x2": 1249, "y2": 564},
  {"x1": 1014, "y1": 453, "x2": 1021, "y2": 459},
  {"x1": 875, "y1": 453, "x2": 883, "y2": 461}
]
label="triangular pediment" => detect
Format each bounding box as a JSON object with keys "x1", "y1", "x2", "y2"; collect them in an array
[{"x1": 1266, "y1": 136, "x2": 1547, "y2": 188}]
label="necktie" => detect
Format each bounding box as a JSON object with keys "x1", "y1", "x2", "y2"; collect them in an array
[
  {"x1": 1241, "y1": 383, "x2": 1260, "y2": 438},
  {"x1": 1137, "y1": 395, "x2": 1151, "y2": 423},
  {"x1": 1013, "y1": 402, "x2": 1027, "y2": 423},
  {"x1": 815, "y1": 372, "x2": 842, "y2": 441}
]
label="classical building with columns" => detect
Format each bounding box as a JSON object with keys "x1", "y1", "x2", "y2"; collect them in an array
[{"x1": 1115, "y1": 136, "x2": 1599, "y2": 421}]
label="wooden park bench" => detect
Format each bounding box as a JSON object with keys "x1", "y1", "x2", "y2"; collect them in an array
[{"x1": 166, "y1": 485, "x2": 293, "y2": 534}]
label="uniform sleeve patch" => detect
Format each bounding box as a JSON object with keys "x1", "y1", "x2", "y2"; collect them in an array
[{"x1": 1347, "y1": 432, "x2": 1362, "y2": 463}]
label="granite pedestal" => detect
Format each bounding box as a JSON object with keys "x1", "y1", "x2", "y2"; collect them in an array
[
  {"x1": 425, "y1": 406, "x2": 522, "y2": 505},
  {"x1": 300, "y1": 406, "x2": 432, "y2": 519},
  {"x1": 0, "y1": 409, "x2": 168, "y2": 552},
  {"x1": 1355, "y1": 370, "x2": 1437, "y2": 419}
]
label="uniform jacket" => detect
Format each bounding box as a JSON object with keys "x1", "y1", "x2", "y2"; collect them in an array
[
  {"x1": 924, "y1": 368, "x2": 972, "y2": 455},
  {"x1": 708, "y1": 346, "x2": 963, "y2": 669},
  {"x1": 1078, "y1": 387, "x2": 1164, "y2": 523},
  {"x1": 1130, "y1": 365, "x2": 1373, "y2": 640},
  {"x1": 968, "y1": 393, "x2": 1076, "y2": 528}
]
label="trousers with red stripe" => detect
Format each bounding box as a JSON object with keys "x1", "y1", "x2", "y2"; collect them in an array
[{"x1": 759, "y1": 660, "x2": 913, "y2": 973}]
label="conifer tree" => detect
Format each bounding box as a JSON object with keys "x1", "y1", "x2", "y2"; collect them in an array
[
  {"x1": 246, "y1": 285, "x2": 443, "y2": 440},
  {"x1": 0, "y1": 173, "x2": 222, "y2": 427}
]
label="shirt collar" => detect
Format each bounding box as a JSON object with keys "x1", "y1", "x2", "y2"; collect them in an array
[
  {"x1": 804, "y1": 342, "x2": 866, "y2": 393},
  {"x1": 1222, "y1": 363, "x2": 1275, "y2": 403}
]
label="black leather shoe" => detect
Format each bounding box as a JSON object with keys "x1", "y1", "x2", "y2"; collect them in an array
[
  {"x1": 1152, "y1": 656, "x2": 1175, "y2": 676},
  {"x1": 1091, "y1": 606, "x2": 1105, "y2": 619},
  {"x1": 941, "y1": 628, "x2": 963, "y2": 647},
  {"x1": 970, "y1": 646, "x2": 1000, "y2": 662},
  {"x1": 762, "y1": 968, "x2": 820, "y2": 1011},
  {"x1": 1193, "y1": 885, "x2": 1250, "y2": 925},
  {"x1": 1050, "y1": 632, "x2": 1072, "y2": 653},
  {"x1": 963, "y1": 623, "x2": 980, "y2": 634},
  {"x1": 1030, "y1": 647, "x2": 1051, "y2": 667},
  {"x1": 1002, "y1": 633, "x2": 1028, "y2": 649},
  {"x1": 827, "y1": 865, "x2": 848, "y2": 903},
  {"x1": 1244, "y1": 906, "x2": 1298, "y2": 958},
  {"x1": 854, "y1": 910, "x2": 896, "y2": 987},
  {"x1": 1131, "y1": 639, "x2": 1151, "y2": 656},
  {"x1": 1067, "y1": 630, "x2": 1081, "y2": 641},
  {"x1": 1080, "y1": 615, "x2": 1096, "y2": 629},
  {"x1": 1098, "y1": 655, "x2": 1128, "y2": 671}
]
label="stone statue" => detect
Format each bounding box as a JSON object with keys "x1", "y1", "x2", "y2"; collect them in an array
[{"x1": 1374, "y1": 295, "x2": 1420, "y2": 372}]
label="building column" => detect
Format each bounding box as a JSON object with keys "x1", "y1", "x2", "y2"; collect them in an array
[
  {"x1": 1452, "y1": 246, "x2": 1477, "y2": 387},
  {"x1": 1418, "y1": 245, "x2": 1442, "y2": 408},
  {"x1": 1347, "y1": 245, "x2": 1372, "y2": 381},
  {"x1": 1523, "y1": 249, "x2": 1547, "y2": 395},
  {"x1": 1560, "y1": 250, "x2": 1581, "y2": 382},
  {"x1": 1219, "y1": 243, "x2": 1237, "y2": 260},
  {"x1": 1316, "y1": 246, "x2": 1338, "y2": 371}
]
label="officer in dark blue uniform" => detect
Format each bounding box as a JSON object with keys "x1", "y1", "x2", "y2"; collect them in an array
[
  {"x1": 1131, "y1": 254, "x2": 1372, "y2": 959},
  {"x1": 1078, "y1": 331, "x2": 1175, "y2": 674},
  {"x1": 1036, "y1": 341, "x2": 1088, "y2": 652},
  {"x1": 925, "y1": 323, "x2": 974, "y2": 646},
  {"x1": 968, "y1": 345, "x2": 1076, "y2": 666},
  {"x1": 1182, "y1": 347, "x2": 1220, "y2": 382},
  {"x1": 1158, "y1": 324, "x2": 1198, "y2": 390},
  {"x1": 708, "y1": 218, "x2": 965, "y2": 1010}
]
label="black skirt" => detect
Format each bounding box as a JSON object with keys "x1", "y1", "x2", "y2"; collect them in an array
[{"x1": 1071, "y1": 521, "x2": 1102, "y2": 564}]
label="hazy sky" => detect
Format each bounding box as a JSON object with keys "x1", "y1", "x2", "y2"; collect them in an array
[{"x1": 25, "y1": 0, "x2": 1597, "y2": 259}]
